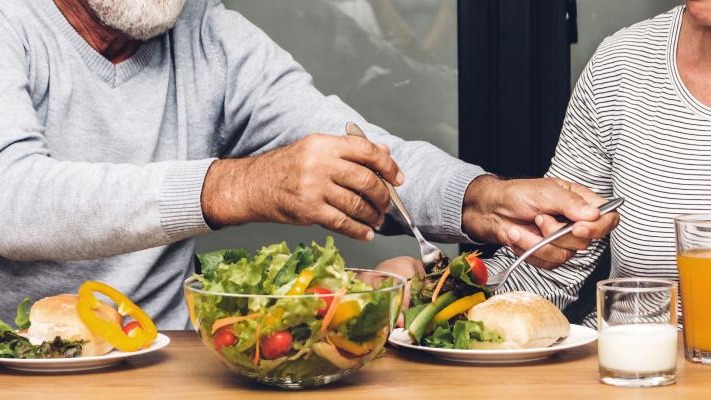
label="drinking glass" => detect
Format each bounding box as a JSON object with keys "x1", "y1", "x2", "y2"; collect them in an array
[
  {"x1": 675, "y1": 214, "x2": 711, "y2": 364},
  {"x1": 597, "y1": 278, "x2": 678, "y2": 387}
]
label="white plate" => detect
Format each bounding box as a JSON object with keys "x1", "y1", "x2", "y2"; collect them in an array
[
  {"x1": 388, "y1": 324, "x2": 597, "y2": 364},
  {"x1": 0, "y1": 333, "x2": 170, "y2": 373}
]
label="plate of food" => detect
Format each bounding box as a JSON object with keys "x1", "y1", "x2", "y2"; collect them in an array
[
  {"x1": 0, "y1": 282, "x2": 169, "y2": 372},
  {"x1": 0, "y1": 334, "x2": 170, "y2": 372},
  {"x1": 387, "y1": 252, "x2": 597, "y2": 363},
  {"x1": 388, "y1": 323, "x2": 597, "y2": 363}
]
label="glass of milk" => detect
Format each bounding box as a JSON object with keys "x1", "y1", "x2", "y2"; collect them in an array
[{"x1": 597, "y1": 278, "x2": 678, "y2": 387}]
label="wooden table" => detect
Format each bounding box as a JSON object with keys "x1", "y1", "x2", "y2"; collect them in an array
[{"x1": 3, "y1": 330, "x2": 711, "y2": 399}]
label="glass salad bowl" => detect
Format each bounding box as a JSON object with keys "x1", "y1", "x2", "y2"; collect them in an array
[{"x1": 184, "y1": 267, "x2": 405, "y2": 389}]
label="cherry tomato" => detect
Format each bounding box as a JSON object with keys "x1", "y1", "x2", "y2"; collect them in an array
[
  {"x1": 121, "y1": 321, "x2": 142, "y2": 337},
  {"x1": 260, "y1": 330, "x2": 293, "y2": 360},
  {"x1": 466, "y1": 253, "x2": 488, "y2": 285},
  {"x1": 213, "y1": 327, "x2": 237, "y2": 352},
  {"x1": 305, "y1": 287, "x2": 333, "y2": 317}
]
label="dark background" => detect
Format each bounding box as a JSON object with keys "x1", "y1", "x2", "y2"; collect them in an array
[
  {"x1": 457, "y1": 0, "x2": 607, "y2": 322},
  {"x1": 457, "y1": 0, "x2": 575, "y2": 179}
]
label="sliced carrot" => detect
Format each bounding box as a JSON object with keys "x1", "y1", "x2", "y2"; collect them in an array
[
  {"x1": 252, "y1": 323, "x2": 262, "y2": 366},
  {"x1": 211, "y1": 313, "x2": 261, "y2": 335},
  {"x1": 430, "y1": 267, "x2": 450, "y2": 303},
  {"x1": 320, "y1": 287, "x2": 347, "y2": 333}
]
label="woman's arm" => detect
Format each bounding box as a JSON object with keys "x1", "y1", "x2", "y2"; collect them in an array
[{"x1": 483, "y1": 52, "x2": 614, "y2": 310}]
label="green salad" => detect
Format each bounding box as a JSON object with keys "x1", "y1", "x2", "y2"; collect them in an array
[
  {"x1": 0, "y1": 298, "x2": 85, "y2": 359},
  {"x1": 404, "y1": 252, "x2": 503, "y2": 349},
  {"x1": 187, "y1": 237, "x2": 402, "y2": 383}
]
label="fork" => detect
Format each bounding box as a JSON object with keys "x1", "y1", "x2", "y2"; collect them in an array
[
  {"x1": 485, "y1": 197, "x2": 624, "y2": 292},
  {"x1": 345, "y1": 122, "x2": 449, "y2": 272}
]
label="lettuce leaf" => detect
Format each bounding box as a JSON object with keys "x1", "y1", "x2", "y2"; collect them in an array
[
  {"x1": 410, "y1": 253, "x2": 491, "y2": 306},
  {"x1": 423, "y1": 323, "x2": 455, "y2": 349},
  {"x1": 269, "y1": 354, "x2": 341, "y2": 380},
  {"x1": 198, "y1": 248, "x2": 250, "y2": 280},
  {"x1": 271, "y1": 297, "x2": 322, "y2": 333},
  {"x1": 0, "y1": 331, "x2": 85, "y2": 359},
  {"x1": 0, "y1": 296, "x2": 32, "y2": 336},
  {"x1": 14, "y1": 297, "x2": 31, "y2": 330},
  {"x1": 194, "y1": 236, "x2": 386, "y2": 374},
  {"x1": 0, "y1": 320, "x2": 13, "y2": 334},
  {"x1": 422, "y1": 320, "x2": 503, "y2": 349},
  {"x1": 273, "y1": 243, "x2": 315, "y2": 288},
  {"x1": 347, "y1": 293, "x2": 391, "y2": 341}
]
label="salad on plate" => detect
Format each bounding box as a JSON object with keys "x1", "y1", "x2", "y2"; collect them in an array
[
  {"x1": 403, "y1": 251, "x2": 504, "y2": 349},
  {"x1": 0, "y1": 282, "x2": 158, "y2": 360}
]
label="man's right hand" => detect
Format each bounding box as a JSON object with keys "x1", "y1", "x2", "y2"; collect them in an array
[{"x1": 200, "y1": 133, "x2": 403, "y2": 240}]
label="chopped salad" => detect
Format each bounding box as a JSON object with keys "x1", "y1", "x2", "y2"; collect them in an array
[
  {"x1": 188, "y1": 237, "x2": 402, "y2": 382},
  {"x1": 0, "y1": 298, "x2": 85, "y2": 359},
  {"x1": 404, "y1": 251, "x2": 503, "y2": 349}
]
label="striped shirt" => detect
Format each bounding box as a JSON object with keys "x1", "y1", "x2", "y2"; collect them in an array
[{"x1": 486, "y1": 6, "x2": 706, "y2": 327}]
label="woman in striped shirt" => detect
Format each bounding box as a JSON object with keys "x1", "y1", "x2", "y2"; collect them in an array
[
  {"x1": 380, "y1": 3, "x2": 710, "y2": 327},
  {"x1": 486, "y1": 2, "x2": 711, "y2": 327}
]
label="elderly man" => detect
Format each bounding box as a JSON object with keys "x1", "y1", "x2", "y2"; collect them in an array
[{"x1": 0, "y1": 0, "x2": 617, "y2": 328}]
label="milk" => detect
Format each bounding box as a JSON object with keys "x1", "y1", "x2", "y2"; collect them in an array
[{"x1": 598, "y1": 324, "x2": 677, "y2": 373}]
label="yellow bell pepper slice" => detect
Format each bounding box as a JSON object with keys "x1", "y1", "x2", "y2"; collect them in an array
[
  {"x1": 262, "y1": 307, "x2": 284, "y2": 331},
  {"x1": 431, "y1": 292, "x2": 486, "y2": 324},
  {"x1": 329, "y1": 300, "x2": 361, "y2": 327},
  {"x1": 320, "y1": 287, "x2": 347, "y2": 332},
  {"x1": 77, "y1": 281, "x2": 158, "y2": 352},
  {"x1": 287, "y1": 269, "x2": 315, "y2": 296},
  {"x1": 327, "y1": 334, "x2": 379, "y2": 356}
]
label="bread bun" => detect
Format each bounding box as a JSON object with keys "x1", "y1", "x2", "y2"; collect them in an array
[
  {"x1": 466, "y1": 291, "x2": 569, "y2": 349},
  {"x1": 27, "y1": 294, "x2": 123, "y2": 356}
]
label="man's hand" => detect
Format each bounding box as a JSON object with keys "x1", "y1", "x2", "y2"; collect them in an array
[
  {"x1": 200, "y1": 134, "x2": 403, "y2": 240},
  {"x1": 462, "y1": 175, "x2": 619, "y2": 268}
]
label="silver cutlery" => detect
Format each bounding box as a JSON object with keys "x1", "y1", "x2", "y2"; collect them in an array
[
  {"x1": 485, "y1": 197, "x2": 624, "y2": 292},
  {"x1": 345, "y1": 122, "x2": 449, "y2": 272}
]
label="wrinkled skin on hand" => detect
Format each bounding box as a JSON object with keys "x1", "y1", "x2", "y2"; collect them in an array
[
  {"x1": 200, "y1": 133, "x2": 404, "y2": 241},
  {"x1": 462, "y1": 175, "x2": 620, "y2": 269}
]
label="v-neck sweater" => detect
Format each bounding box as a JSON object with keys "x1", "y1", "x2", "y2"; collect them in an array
[{"x1": 0, "y1": 0, "x2": 483, "y2": 328}]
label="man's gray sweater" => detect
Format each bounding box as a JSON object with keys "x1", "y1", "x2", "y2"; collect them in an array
[{"x1": 0, "y1": 0, "x2": 484, "y2": 328}]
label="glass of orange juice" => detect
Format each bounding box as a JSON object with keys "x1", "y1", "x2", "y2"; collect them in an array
[{"x1": 675, "y1": 214, "x2": 711, "y2": 364}]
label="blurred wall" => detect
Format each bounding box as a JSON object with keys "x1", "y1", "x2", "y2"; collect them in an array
[
  {"x1": 196, "y1": 0, "x2": 460, "y2": 267},
  {"x1": 571, "y1": 0, "x2": 680, "y2": 85},
  {"x1": 195, "y1": 0, "x2": 681, "y2": 266}
]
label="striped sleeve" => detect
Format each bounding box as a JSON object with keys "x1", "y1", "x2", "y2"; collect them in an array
[{"x1": 485, "y1": 49, "x2": 614, "y2": 311}]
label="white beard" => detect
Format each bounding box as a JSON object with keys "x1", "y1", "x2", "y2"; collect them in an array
[{"x1": 86, "y1": 0, "x2": 187, "y2": 40}]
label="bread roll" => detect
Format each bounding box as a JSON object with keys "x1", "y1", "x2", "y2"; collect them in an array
[
  {"x1": 27, "y1": 294, "x2": 123, "y2": 356},
  {"x1": 466, "y1": 291, "x2": 569, "y2": 349}
]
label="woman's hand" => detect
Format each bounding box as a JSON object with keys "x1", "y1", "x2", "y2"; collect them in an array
[
  {"x1": 375, "y1": 256, "x2": 424, "y2": 327},
  {"x1": 462, "y1": 175, "x2": 619, "y2": 269}
]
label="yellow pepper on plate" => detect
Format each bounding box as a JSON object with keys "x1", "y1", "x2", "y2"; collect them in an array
[
  {"x1": 77, "y1": 281, "x2": 157, "y2": 352},
  {"x1": 431, "y1": 291, "x2": 486, "y2": 324}
]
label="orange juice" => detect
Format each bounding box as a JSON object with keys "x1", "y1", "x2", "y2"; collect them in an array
[{"x1": 677, "y1": 249, "x2": 711, "y2": 351}]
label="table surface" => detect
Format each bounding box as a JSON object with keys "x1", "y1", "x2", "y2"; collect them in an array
[{"x1": 3, "y1": 330, "x2": 711, "y2": 399}]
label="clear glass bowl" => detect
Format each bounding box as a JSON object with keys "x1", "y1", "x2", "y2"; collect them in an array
[{"x1": 184, "y1": 269, "x2": 405, "y2": 389}]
